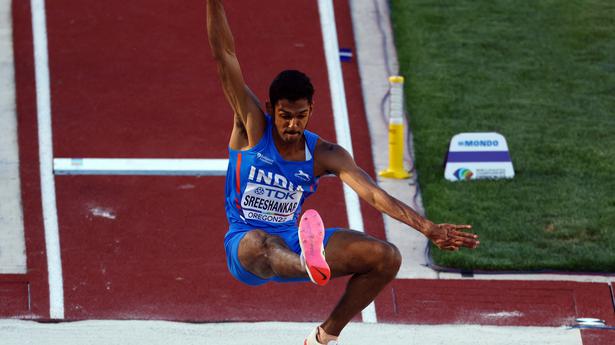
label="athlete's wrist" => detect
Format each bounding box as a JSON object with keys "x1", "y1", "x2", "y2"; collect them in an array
[{"x1": 420, "y1": 221, "x2": 438, "y2": 238}]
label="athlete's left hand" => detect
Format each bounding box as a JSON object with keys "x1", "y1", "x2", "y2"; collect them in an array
[{"x1": 426, "y1": 223, "x2": 480, "y2": 251}]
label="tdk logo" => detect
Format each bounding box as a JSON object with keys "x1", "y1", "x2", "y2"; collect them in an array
[{"x1": 458, "y1": 140, "x2": 499, "y2": 147}]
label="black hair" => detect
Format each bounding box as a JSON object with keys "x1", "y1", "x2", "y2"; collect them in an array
[{"x1": 268, "y1": 70, "x2": 315, "y2": 109}]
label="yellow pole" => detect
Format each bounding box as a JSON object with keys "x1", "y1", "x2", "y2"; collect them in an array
[{"x1": 379, "y1": 76, "x2": 410, "y2": 179}]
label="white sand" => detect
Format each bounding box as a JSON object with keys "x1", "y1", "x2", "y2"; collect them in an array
[{"x1": 0, "y1": 320, "x2": 582, "y2": 345}]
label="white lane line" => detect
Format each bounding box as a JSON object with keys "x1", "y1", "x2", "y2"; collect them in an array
[
  {"x1": 54, "y1": 158, "x2": 228, "y2": 176},
  {"x1": 317, "y1": 0, "x2": 377, "y2": 323},
  {"x1": 31, "y1": 0, "x2": 64, "y2": 319}
]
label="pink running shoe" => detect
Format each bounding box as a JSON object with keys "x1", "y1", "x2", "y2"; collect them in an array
[{"x1": 299, "y1": 209, "x2": 330, "y2": 286}]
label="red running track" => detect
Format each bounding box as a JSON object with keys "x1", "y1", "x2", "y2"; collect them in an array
[
  {"x1": 4, "y1": 1, "x2": 615, "y2": 343},
  {"x1": 8, "y1": 0, "x2": 382, "y2": 322}
]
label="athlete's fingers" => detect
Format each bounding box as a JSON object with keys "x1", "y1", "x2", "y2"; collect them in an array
[
  {"x1": 440, "y1": 237, "x2": 461, "y2": 248},
  {"x1": 450, "y1": 233, "x2": 479, "y2": 247},
  {"x1": 435, "y1": 239, "x2": 451, "y2": 250},
  {"x1": 439, "y1": 223, "x2": 472, "y2": 230},
  {"x1": 442, "y1": 234, "x2": 479, "y2": 249},
  {"x1": 454, "y1": 224, "x2": 473, "y2": 230},
  {"x1": 450, "y1": 229, "x2": 479, "y2": 239},
  {"x1": 433, "y1": 229, "x2": 479, "y2": 250},
  {"x1": 460, "y1": 237, "x2": 480, "y2": 248}
]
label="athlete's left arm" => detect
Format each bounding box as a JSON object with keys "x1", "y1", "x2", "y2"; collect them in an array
[{"x1": 315, "y1": 141, "x2": 479, "y2": 251}]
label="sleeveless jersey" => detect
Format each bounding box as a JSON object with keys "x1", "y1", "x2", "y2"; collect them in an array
[{"x1": 225, "y1": 115, "x2": 320, "y2": 233}]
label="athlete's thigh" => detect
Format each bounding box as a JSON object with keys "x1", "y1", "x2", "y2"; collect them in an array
[
  {"x1": 324, "y1": 229, "x2": 397, "y2": 278},
  {"x1": 237, "y1": 229, "x2": 290, "y2": 278}
]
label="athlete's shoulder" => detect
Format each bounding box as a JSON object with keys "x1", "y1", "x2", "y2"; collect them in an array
[
  {"x1": 314, "y1": 138, "x2": 345, "y2": 155},
  {"x1": 314, "y1": 139, "x2": 352, "y2": 176}
]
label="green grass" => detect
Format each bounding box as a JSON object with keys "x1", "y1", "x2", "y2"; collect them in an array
[{"x1": 390, "y1": 0, "x2": 615, "y2": 271}]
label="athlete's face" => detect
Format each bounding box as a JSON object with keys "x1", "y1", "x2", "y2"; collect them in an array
[{"x1": 272, "y1": 98, "x2": 312, "y2": 143}]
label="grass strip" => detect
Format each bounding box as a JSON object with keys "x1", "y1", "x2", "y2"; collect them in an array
[{"x1": 390, "y1": 0, "x2": 615, "y2": 271}]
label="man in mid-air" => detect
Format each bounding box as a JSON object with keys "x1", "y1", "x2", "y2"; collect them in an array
[{"x1": 207, "y1": 1, "x2": 480, "y2": 344}]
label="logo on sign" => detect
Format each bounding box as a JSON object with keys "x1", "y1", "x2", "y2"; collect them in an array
[
  {"x1": 458, "y1": 140, "x2": 499, "y2": 147},
  {"x1": 453, "y1": 168, "x2": 474, "y2": 181},
  {"x1": 445, "y1": 132, "x2": 514, "y2": 181}
]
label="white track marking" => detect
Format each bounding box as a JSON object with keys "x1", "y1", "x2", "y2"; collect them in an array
[
  {"x1": 54, "y1": 158, "x2": 228, "y2": 175},
  {"x1": 89, "y1": 207, "x2": 116, "y2": 220},
  {"x1": 317, "y1": 0, "x2": 376, "y2": 323},
  {"x1": 31, "y1": 0, "x2": 64, "y2": 319}
]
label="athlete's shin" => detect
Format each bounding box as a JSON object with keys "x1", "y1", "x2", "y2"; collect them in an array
[{"x1": 321, "y1": 241, "x2": 401, "y2": 336}]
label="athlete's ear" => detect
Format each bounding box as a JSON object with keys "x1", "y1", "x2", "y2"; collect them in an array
[{"x1": 266, "y1": 100, "x2": 273, "y2": 115}]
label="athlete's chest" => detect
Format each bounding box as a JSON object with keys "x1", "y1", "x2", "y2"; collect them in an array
[
  {"x1": 241, "y1": 150, "x2": 314, "y2": 193},
  {"x1": 237, "y1": 150, "x2": 317, "y2": 223}
]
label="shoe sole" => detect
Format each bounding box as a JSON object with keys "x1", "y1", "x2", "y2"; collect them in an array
[{"x1": 298, "y1": 209, "x2": 330, "y2": 286}]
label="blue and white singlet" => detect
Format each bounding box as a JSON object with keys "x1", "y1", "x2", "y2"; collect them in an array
[{"x1": 224, "y1": 115, "x2": 320, "y2": 235}]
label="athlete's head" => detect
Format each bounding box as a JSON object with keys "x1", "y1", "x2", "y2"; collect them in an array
[
  {"x1": 268, "y1": 70, "x2": 314, "y2": 107},
  {"x1": 267, "y1": 70, "x2": 315, "y2": 143}
]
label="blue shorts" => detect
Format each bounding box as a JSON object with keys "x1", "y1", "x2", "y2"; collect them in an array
[{"x1": 224, "y1": 226, "x2": 339, "y2": 286}]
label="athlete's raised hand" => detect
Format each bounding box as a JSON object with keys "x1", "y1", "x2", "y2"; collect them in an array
[
  {"x1": 426, "y1": 223, "x2": 479, "y2": 251},
  {"x1": 207, "y1": 0, "x2": 266, "y2": 150}
]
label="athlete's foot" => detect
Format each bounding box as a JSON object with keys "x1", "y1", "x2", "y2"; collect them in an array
[
  {"x1": 298, "y1": 209, "x2": 330, "y2": 286},
  {"x1": 304, "y1": 327, "x2": 339, "y2": 345}
]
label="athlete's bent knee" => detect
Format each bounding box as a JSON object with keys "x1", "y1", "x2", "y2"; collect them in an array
[
  {"x1": 371, "y1": 241, "x2": 402, "y2": 278},
  {"x1": 387, "y1": 243, "x2": 402, "y2": 275},
  {"x1": 240, "y1": 230, "x2": 268, "y2": 254},
  {"x1": 238, "y1": 230, "x2": 273, "y2": 278}
]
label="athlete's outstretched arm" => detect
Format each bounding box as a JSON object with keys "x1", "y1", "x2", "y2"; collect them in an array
[
  {"x1": 315, "y1": 141, "x2": 479, "y2": 251},
  {"x1": 207, "y1": 0, "x2": 265, "y2": 149}
]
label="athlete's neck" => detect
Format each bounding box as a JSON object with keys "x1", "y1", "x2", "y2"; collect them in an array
[{"x1": 272, "y1": 129, "x2": 306, "y2": 161}]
